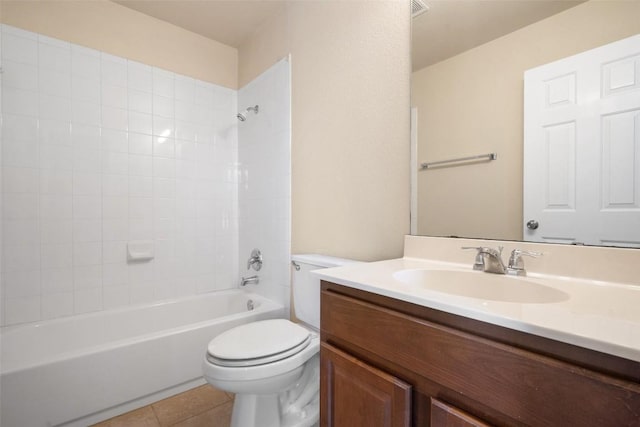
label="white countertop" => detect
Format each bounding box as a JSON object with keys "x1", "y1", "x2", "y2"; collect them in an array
[{"x1": 314, "y1": 257, "x2": 640, "y2": 362}]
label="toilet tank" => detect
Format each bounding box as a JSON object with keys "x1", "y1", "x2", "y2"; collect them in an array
[{"x1": 291, "y1": 254, "x2": 358, "y2": 330}]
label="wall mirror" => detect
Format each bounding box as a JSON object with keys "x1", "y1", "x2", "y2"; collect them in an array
[{"x1": 411, "y1": 0, "x2": 640, "y2": 247}]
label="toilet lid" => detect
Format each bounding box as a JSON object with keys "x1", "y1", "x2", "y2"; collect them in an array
[{"x1": 207, "y1": 319, "x2": 311, "y2": 367}]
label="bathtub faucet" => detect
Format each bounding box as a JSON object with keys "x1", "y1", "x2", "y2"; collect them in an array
[{"x1": 241, "y1": 275, "x2": 259, "y2": 286}]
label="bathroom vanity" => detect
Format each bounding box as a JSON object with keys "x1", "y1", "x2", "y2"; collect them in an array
[{"x1": 317, "y1": 237, "x2": 640, "y2": 426}]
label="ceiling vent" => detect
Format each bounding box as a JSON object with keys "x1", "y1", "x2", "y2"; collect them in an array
[{"x1": 411, "y1": 0, "x2": 429, "y2": 18}]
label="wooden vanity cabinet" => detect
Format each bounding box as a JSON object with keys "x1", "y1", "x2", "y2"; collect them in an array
[{"x1": 320, "y1": 281, "x2": 640, "y2": 427}]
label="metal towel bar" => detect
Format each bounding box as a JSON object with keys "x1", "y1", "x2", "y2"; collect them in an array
[{"x1": 420, "y1": 152, "x2": 497, "y2": 170}]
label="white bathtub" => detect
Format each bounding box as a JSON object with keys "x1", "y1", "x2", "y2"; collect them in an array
[{"x1": 0, "y1": 290, "x2": 284, "y2": 427}]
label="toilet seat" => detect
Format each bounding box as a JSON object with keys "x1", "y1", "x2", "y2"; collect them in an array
[{"x1": 207, "y1": 319, "x2": 311, "y2": 367}]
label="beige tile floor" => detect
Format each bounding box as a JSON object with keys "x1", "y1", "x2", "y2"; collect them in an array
[{"x1": 92, "y1": 384, "x2": 233, "y2": 427}]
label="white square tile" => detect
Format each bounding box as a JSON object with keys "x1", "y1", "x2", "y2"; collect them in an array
[
  {"x1": 102, "y1": 263, "x2": 128, "y2": 287},
  {"x1": 153, "y1": 137, "x2": 175, "y2": 158},
  {"x1": 40, "y1": 219, "x2": 73, "y2": 244},
  {"x1": 2, "y1": 114, "x2": 38, "y2": 142},
  {"x1": 101, "y1": 128, "x2": 128, "y2": 153},
  {"x1": 73, "y1": 219, "x2": 102, "y2": 242},
  {"x1": 39, "y1": 41, "x2": 71, "y2": 73},
  {"x1": 176, "y1": 198, "x2": 197, "y2": 219},
  {"x1": 71, "y1": 123, "x2": 101, "y2": 150},
  {"x1": 102, "y1": 196, "x2": 128, "y2": 219},
  {"x1": 101, "y1": 55, "x2": 127, "y2": 87},
  {"x1": 73, "y1": 241, "x2": 102, "y2": 266},
  {"x1": 129, "y1": 217, "x2": 154, "y2": 240},
  {"x1": 42, "y1": 292, "x2": 74, "y2": 320},
  {"x1": 175, "y1": 100, "x2": 194, "y2": 122},
  {"x1": 38, "y1": 33, "x2": 69, "y2": 49},
  {"x1": 128, "y1": 61, "x2": 152, "y2": 92},
  {"x1": 176, "y1": 180, "x2": 197, "y2": 199},
  {"x1": 102, "y1": 83, "x2": 128, "y2": 109},
  {"x1": 154, "y1": 198, "x2": 175, "y2": 219},
  {"x1": 2, "y1": 33, "x2": 38, "y2": 65},
  {"x1": 41, "y1": 243, "x2": 73, "y2": 269},
  {"x1": 39, "y1": 69, "x2": 71, "y2": 97},
  {"x1": 1, "y1": 243, "x2": 40, "y2": 272},
  {"x1": 103, "y1": 241, "x2": 127, "y2": 263},
  {"x1": 154, "y1": 178, "x2": 176, "y2": 198},
  {"x1": 73, "y1": 172, "x2": 101, "y2": 195},
  {"x1": 1, "y1": 270, "x2": 40, "y2": 298},
  {"x1": 73, "y1": 196, "x2": 102, "y2": 219},
  {"x1": 39, "y1": 94, "x2": 71, "y2": 121},
  {"x1": 153, "y1": 116, "x2": 174, "y2": 139},
  {"x1": 102, "y1": 174, "x2": 128, "y2": 196},
  {"x1": 129, "y1": 89, "x2": 152, "y2": 113},
  {"x1": 72, "y1": 147, "x2": 100, "y2": 172},
  {"x1": 41, "y1": 268, "x2": 73, "y2": 294},
  {"x1": 153, "y1": 68, "x2": 174, "y2": 98},
  {"x1": 175, "y1": 140, "x2": 197, "y2": 161},
  {"x1": 153, "y1": 157, "x2": 175, "y2": 178},
  {"x1": 74, "y1": 287, "x2": 102, "y2": 314},
  {"x1": 72, "y1": 100, "x2": 101, "y2": 126},
  {"x1": 102, "y1": 151, "x2": 129, "y2": 175},
  {"x1": 128, "y1": 154, "x2": 153, "y2": 177},
  {"x1": 71, "y1": 75, "x2": 101, "y2": 102},
  {"x1": 39, "y1": 119, "x2": 71, "y2": 146},
  {"x1": 72, "y1": 46, "x2": 100, "y2": 77},
  {"x1": 175, "y1": 121, "x2": 197, "y2": 142},
  {"x1": 129, "y1": 111, "x2": 152, "y2": 134},
  {"x1": 2, "y1": 24, "x2": 37, "y2": 39},
  {"x1": 4, "y1": 296, "x2": 41, "y2": 325},
  {"x1": 153, "y1": 95, "x2": 174, "y2": 118},
  {"x1": 2, "y1": 60, "x2": 38, "y2": 90},
  {"x1": 129, "y1": 197, "x2": 153, "y2": 219},
  {"x1": 40, "y1": 144, "x2": 72, "y2": 170},
  {"x1": 103, "y1": 219, "x2": 129, "y2": 241},
  {"x1": 103, "y1": 285, "x2": 130, "y2": 309},
  {"x1": 40, "y1": 195, "x2": 72, "y2": 219},
  {"x1": 3, "y1": 86, "x2": 38, "y2": 116},
  {"x1": 3, "y1": 167, "x2": 39, "y2": 193},
  {"x1": 129, "y1": 133, "x2": 153, "y2": 155},
  {"x1": 195, "y1": 81, "x2": 215, "y2": 108},
  {"x1": 73, "y1": 265, "x2": 102, "y2": 289},
  {"x1": 3, "y1": 194, "x2": 38, "y2": 219},
  {"x1": 129, "y1": 176, "x2": 153, "y2": 197},
  {"x1": 128, "y1": 261, "x2": 154, "y2": 284},
  {"x1": 175, "y1": 75, "x2": 195, "y2": 102},
  {"x1": 102, "y1": 106, "x2": 128, "y2": 131}
]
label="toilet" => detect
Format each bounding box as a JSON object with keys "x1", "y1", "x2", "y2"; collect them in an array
[{"x1": 202, "y1": 254, "x2": 356, "y2": 427}]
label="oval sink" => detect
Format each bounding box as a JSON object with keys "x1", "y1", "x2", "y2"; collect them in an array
[{"x1": 393, "y1": 269, "x2": 569, "y2": 303}]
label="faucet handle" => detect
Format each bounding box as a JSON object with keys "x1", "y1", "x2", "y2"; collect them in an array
[
  {"x1": 461, "y1": 247, "x2": 486, "y2": 271},
  {"x1": 507, "y1": 249, "x2": 542, "y2": 276}
]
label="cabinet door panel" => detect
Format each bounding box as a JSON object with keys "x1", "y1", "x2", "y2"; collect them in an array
[
  {"x1": 430, "y1": 398, "x2": 492, "y2": 427},
  {"x1": 321, "y1": 343, "x2": 411, "y2": 427}
]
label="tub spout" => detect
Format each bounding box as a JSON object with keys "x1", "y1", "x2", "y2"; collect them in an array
[{"x1": 240, "y1": 275, "x2": 259, "y2": 286}]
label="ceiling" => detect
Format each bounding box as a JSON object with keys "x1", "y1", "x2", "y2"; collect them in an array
[
  {"x1": 114, "y1": 0, "x2": 584, "y2": 70},
  {"x1": 412, "y1": 0, "x2": 584, "y2": 70}
]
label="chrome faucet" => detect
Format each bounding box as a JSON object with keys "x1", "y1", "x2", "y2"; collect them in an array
[
  {"x1": 463, "y1": 246, "x2": 541, "y2": 276},
  {"x1": 240, "y1": 275, "x2": 259, "y2": 286},
  {"x1": 463, "y1": 246, "x2": 506, "y2": 274},
  {"x1": 247, "y1": 248, "x2": 262, "y2": 271}
]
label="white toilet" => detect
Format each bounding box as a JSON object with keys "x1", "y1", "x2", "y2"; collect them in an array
[{"x1": 202, "y1": 254, "x2": 356, "y2": 427}]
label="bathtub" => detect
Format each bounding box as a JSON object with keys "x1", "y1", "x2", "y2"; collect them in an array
[{"x1": 0, "y1": 290, "x2": 284, "y2": 427}]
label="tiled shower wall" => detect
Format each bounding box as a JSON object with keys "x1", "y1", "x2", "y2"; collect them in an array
[
  {"x1": 238, "y1": 58, "x2": 291, "y2": 313},
  {"x1": 0, "y1": 25, "x2": 239, "y2": 326}
]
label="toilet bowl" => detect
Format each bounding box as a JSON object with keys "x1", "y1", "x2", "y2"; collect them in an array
[{"x1": 202, "y1": 254, "x2": 357, "y2": 427}]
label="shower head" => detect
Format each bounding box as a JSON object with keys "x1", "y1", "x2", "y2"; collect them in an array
[{"x1": 237, "y1": 105, "x2": 259, "y2": 121}]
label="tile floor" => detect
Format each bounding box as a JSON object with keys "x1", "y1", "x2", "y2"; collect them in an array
[{"x1": 92, "y1": 384, "x2": 233, "y2": 427}]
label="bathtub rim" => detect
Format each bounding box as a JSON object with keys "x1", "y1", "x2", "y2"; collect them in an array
[{"x1": 0, "y1": 289, "x2": 282, "y2": 375}]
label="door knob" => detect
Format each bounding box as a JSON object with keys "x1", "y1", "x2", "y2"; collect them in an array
[{"x1": 526, "y1": 220, "x2": 539, "y2": 230}]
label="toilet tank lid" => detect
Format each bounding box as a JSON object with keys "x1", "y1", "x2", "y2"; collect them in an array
[{"x1": 291, "y1": 254, "x2": 359, "y2": 268}]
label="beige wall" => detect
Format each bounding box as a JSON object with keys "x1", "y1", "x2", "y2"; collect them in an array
[
  {"x1": 412, "y1": 0, "x2": 640, "y2": 240},
  {"x1": 240, "y1": 1, "x2": 412, "y2": 261},
  {"x1": 0, "y1": 0, "x2": 238, "y2": 88}
]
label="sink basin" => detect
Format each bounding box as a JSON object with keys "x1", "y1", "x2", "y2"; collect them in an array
[{"x1": 393, "y1": 269, "x2": 569, "y2": 303}]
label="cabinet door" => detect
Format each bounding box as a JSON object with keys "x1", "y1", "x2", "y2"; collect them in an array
[
  {"x1": 321, "y1": 343, "x2": 411, "y2": 427},
  {"x1": 430, "y1": 398, "x2": 492, "y2": 427}
]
